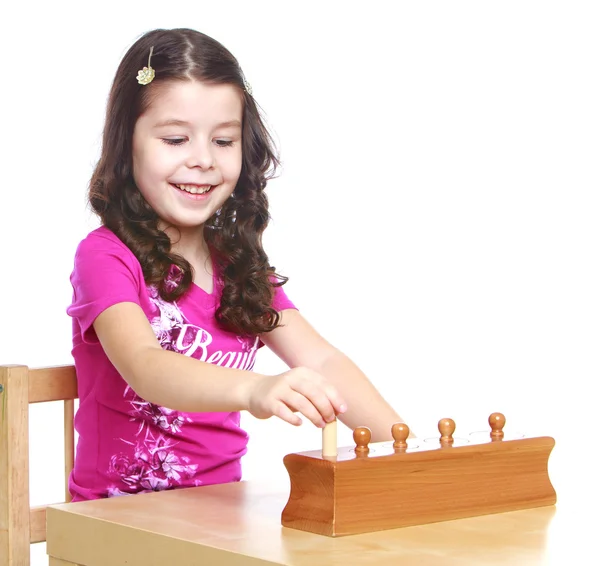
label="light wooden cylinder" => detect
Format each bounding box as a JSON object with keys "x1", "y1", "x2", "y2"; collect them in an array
[{"x1": 322, "y1": 420, "x2": 337, "y2": 457}]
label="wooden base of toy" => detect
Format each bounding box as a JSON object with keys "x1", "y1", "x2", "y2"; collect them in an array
[{"x1": 281, "y1": 414, "x2": 556, "y2": 537}]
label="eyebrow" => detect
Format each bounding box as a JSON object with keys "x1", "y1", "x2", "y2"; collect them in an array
[{"x1": 153, "y1": 119, "x2": 242, "y2": 129}]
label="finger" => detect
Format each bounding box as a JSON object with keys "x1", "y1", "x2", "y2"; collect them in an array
[
  {"x1": 275, "y1": 402, "x2": 303, "y2": 426},
  {"x1": 288, "y1": 369, "x2": 347, "y2": 418},
  {"x1": 290, "y1": 381, "x2": 338, "y2": 423},
  {"x1": 322, "y1": 384, "x2": 347, "y2": 416},
  {"x1": 283, "y1": 390, "x2": 327, "y2": 428}
]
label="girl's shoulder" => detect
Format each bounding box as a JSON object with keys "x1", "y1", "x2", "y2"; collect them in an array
[
  {"x1": 75, "y1": 226, "x2": 142, "y2": 269},
  {"x1": 76, "y1": 226, "x2": 132, "y2": 255},
  {"x1": 72, "y1": 226, "x2": 144, "y2": 282}
]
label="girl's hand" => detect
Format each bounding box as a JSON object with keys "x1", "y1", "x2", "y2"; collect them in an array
[{"x1": 246, "y1": 367, "x2": 346, "y2": 427}]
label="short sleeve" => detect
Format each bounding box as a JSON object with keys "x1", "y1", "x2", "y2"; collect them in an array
[
  {"x1": 272, "y1": 282, "x2": 297, "y2": 312},
  {"x1": 67, "y1": 232, "x2": 144, "y2": 344}
]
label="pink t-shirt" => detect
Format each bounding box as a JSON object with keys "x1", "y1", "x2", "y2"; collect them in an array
[{"x1": 66, "y1": 226, "x2": 295, "y2": 501}]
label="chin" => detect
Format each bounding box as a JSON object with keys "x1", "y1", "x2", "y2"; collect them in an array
[{"x1": 160, "y1": 217, "x2": 209, "y2": 231}]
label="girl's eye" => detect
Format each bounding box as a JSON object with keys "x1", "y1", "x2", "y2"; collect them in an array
[
  {"x1": 215, "y1": 139, "x2": 234, "y2": 147},
  {"x1": 161, "y1": 138, "x2": 186, "y2": 146}
]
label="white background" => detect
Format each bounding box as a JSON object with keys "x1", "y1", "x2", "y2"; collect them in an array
[{"x1": 0, "y1": 1, "x2": 598, "y2": 564}]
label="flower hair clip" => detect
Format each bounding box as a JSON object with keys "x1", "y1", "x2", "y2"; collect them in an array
[{"x1": 136, "y1": 46, "x2": 155, "y2": 85}]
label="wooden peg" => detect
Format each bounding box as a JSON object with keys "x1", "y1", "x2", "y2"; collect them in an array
[
  {"x1": 391, "y1": 422, "x2": 409, "y2": 451},
  {"x1": 489, "y1": 412, "x2": 506, "y2": 441},
  {"x1": 353, "y1": 426, "x2": 371, "y2": 455},
  {"x1": 322, "y1": 420, "x2": 338, "y2": 457},
  {"x1": 438, "y1": 418, "x2": 456, "y2": 447}
]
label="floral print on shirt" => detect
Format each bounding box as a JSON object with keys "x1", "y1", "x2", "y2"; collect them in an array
[
  {"x1": 106, "y1": 386, "x2": 200, "y2": 497},
  {"x1": 107, "y1": 287, "x2": 204, "y2": 497}
]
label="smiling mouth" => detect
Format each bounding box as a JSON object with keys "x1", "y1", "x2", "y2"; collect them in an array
[{"x1": 173, "y1": 183, "x2": 214, "y2": 195}]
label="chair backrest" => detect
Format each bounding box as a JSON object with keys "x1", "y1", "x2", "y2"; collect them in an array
[{"x1": 0, "y1": 364, "x2": 78, "y2": 566}]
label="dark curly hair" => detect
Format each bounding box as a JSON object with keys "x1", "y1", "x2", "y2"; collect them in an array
[{"x1": 88, "y1": 28, "x2": 287, "y2": 336}]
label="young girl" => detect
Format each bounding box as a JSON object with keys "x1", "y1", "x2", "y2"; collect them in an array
[{"x1": 67, "y1": 27, "x2": 405, "y2": 501}]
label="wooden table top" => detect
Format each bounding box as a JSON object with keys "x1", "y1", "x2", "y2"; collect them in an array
[{"x1": 46, "y1": 466, "x2": 595, "y2": 566}]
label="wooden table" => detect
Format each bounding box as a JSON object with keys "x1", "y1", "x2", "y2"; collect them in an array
[{"x1": 46, "y1": 466, "x2": 595, "y2": 566}]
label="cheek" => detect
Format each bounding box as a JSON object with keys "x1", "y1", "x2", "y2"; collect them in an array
[
  {"x1": 135, "y1": 146, "x2": 174, "y2": 186},
  {"x1": 132, "y1": 141, "x2": 154, "y2": 187},
  {"x1": 225, "y1": 150, "x2": 243, "y2": 181},
  {"x1": 132, "y1": 154, "x2": 151, "y2": 192}
]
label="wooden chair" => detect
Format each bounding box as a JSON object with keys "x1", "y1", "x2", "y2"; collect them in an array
[{"x1": 0, "y1": 364, "x2": 78, "y2": 566}]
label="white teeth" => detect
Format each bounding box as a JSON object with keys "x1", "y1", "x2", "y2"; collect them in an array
[{"x1": 175, "y1": 184, "x2": 212, "y2": 194}]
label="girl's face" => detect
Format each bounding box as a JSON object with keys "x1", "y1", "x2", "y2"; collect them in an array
[{"x1": 132, "y1": 80, "x2": 243, "y2": 236}]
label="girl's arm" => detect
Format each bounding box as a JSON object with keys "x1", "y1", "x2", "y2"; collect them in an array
[
  {"x1": 260, "y1": 309, "x2": 409, "y2": 442},
  {"x1": 93, "y1": 302, "x2": 345, "y2": 425}
]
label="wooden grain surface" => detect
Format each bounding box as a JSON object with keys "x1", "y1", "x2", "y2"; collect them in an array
[
  {"x1": 28, "y1": 366, "x2": 78, "y2": 404},
  {"x1": 282, "y1": 436, "x2": 556, "y2": 536},
  {"x1": 0, "y1": 365, "x2": 30, "y2": 565},
  {"x1": 46, "y1": 469, "x2": 594, "y2": 566}
]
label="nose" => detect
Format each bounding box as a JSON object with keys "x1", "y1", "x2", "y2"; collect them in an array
[{"x1": 186, "y1": 139, "x2": 215, "y2": 170}]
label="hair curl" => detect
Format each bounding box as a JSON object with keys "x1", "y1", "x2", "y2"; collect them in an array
[{"x1": 88, "y1": 28, "x2": 287, "y2": 336}]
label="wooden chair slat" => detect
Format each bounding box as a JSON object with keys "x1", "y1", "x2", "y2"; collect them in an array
[
  {"x1": 1, "y1": 363, "x2": 78, "y2": 564},
  {"x1": 64, "y1": 400, "x2": 75, "y2": 503},
  {"x1": 29, "y1": 366, "x2": 78, "y2": 404},
  {"x1": 30, "y1": 506, "x2": 47, "y2": 544},
  {"x1": 0, "y1": 365, "x2": 31, "y2": 564}
]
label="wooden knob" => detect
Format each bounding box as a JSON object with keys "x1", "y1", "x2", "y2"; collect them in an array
[
  {"x1": 438, "y1": 418, "x2": 455, "y2": 446},
  {"x1": 391, "y1": 422, "x2": 409, "y2": 450},
  {"x1": 489, "y1": 412, "x2": 506, "y2": 441},
  {"x1": 353, "y1": 426, "x2": 371, "y2": 453}
]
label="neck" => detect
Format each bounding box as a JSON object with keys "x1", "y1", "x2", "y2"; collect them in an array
[{"x1": 162, "y1": 224, "x2": 210, "y2": 266}]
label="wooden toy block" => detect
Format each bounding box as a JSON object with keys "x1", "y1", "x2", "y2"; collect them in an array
[{"x1": 281, "y1": 413, "x2": 556, "y2": 537}]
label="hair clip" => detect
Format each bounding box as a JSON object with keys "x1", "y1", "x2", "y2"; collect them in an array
[
  {"x1": 136, "y1": 46, "x2": 155, "y2": 85},
  {"x1": 243, "y1": 78, "x2": 253, "y2": 96}
]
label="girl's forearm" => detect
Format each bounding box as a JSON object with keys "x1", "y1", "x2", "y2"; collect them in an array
[
  {"x1": 314, "y1": 349, "x2": 411, "y2": 441},
  {"x1": 126, "y1": 346, "x2": 259, "y2": 412}
]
